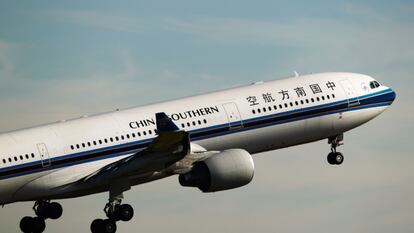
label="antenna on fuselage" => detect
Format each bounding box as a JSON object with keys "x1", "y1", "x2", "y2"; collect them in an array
[{"x1": 293, "y1": 71, "x2": 299, "y2": 77}]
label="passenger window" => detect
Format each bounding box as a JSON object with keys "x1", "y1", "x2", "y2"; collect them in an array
[
  {"x1": 31, "y1": 153, "x2": 35, "y2": 158},
  {"x1": 87, "y1": 142, "x2": 91, "y2": 146},
  {"x1": 203, "y1": 119, "x2": 207, "y2": 124},
  {"x1": 181, "y1": 123, "x2": 185, "y2": 128},
  {"x1": 71, "y1": 145, "x2": 74, "y2": 150},
  {"x1": 25, "y1": 154, "x2": 29, "y2": 159}
]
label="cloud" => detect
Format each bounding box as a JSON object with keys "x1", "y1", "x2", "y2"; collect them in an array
[{"x1": 48, "y1": 10, "x2": 146, "y2": 33}]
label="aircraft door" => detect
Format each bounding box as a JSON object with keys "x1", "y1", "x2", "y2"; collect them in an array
[
  {"x1": 37, "y1": 143, "x2": 51, "y2": 167},
  {"x1": 222, "y1": 102, "x2": 243, "y2": 130},
  {"x1": 340, "y1": 79, "x2": 360, "y2": 107}
]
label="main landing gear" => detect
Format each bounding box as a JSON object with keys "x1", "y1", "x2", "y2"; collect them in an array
[
  {"x1": 91, "y1": 191, "x2": 134, "y2": 233},
  {"x1": 20, "y1": 200, "x2": 63, "y2": 233},
  {"x1": 327, "y1": 134, "x2": 344, "y2": 165}
]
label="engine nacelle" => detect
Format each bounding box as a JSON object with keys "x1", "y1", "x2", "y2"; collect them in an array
[{"x1": 179, "y1": 149, "x2": 254, "y2": 192}]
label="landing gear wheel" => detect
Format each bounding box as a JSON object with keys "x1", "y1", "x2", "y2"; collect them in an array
[
  {"x1": 102, "y1": 219, "x2": 117, "y2": 233},
  {"x1": 19, "y1": 216, "x2": 46, "y2": 233},
  {"x1": 334, "y1": 152, "x2": 344, "y2": 165},
  {"x1": 327, "y1": 152, "x2": 344, "y2": 165},
  {"x1": 31, "y1": 217, "x2": 46, "y2": 233},
  {"x1": 34, "y1": 201, "x2": 63, "y2": 219},
  {"x1": 91, "y1": 219, "x2": 104, "y2": 233},
  {"x1": 118, "y1": 204, "x2": 134, "y2": 222},
  {"x1": 20, "y1": 200, "x2": 63, "y2": 233},
  {"x1": 91, "y1": 219, "x2": 117, "y2": 233},
  {"x1": 48, "y1": 202, "x2": 63, "y2": 220},
  {"x1": 20, "y1": 216, "x2": 33, "y2": 233},
  {"x1": 327, "y1": 152, "x2": 335, "y2": 165}
]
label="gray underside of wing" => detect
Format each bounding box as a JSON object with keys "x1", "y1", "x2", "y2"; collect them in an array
[{"x1": 54, "y1": 130, "x2": 190, "y2": 193}]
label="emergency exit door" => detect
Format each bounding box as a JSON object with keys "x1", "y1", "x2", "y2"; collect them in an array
[
  {"x1": 223, "y1": 102, "x2": 243, "y2": 130},
  {"x1": 340, "y1": 79, "x2": 360, "y2": 107},
  {"x1": 37, "y1": 143, "x2": 51, "y2": 167}
]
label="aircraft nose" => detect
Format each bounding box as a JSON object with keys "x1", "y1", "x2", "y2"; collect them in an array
[{"x1": 389, "y1": 88, "x2": 397, "y2": 104}]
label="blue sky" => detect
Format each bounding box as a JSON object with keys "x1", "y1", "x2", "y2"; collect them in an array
[{"x1": 0, "y1": 1, "x2": 413, "y2": 233}]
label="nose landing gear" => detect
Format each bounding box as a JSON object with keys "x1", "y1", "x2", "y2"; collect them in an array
[
  {"x1": 20, "y1": 200, "x2": 63, "y2": 233},
  {"x1": 327, "y1": 134, "x2": 344, "y2": 165}
]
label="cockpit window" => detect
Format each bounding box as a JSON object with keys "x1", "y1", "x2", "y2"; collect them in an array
[{"x1": 370, "y1": 81, "x2": 381, "y2": 89}]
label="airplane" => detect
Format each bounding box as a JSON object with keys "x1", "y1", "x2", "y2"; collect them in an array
[{"x1": 0, "y1": 72, "x2": 395, "y2": 233}]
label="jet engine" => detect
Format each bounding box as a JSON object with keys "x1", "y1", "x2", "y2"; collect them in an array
[{"x1": 179, "y1": 149, "x2": 254, "y2": 192}]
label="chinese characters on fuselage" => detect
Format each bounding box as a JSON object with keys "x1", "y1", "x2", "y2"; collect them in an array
[{"x1": 245, "y1": 81, "x2": 336, "y2": 106}]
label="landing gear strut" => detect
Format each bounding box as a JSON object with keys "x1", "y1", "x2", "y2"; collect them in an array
[
  {"x1": 91, "y1": 188, "x2": 134, "y2": 233},
  {"x1": 327, "y1": 134, "x2": 344, "y2": 165},
  {"x1": 20, "y1": 200, "x2": 63, "y2": 233}
]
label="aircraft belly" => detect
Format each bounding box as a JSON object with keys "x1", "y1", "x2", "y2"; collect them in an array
[
  {"x1": 0, "y1": 172, "x2": 51, "y2": 204},
  {"x1": 334, "y1": 106, "x2": 387, "y2": 133},
  {"x1": 197, "y1": 119, "x2": 307, "y2": 154},
  {"x1": 10, "y1": 156, "x2": 128, "y2": 202}
]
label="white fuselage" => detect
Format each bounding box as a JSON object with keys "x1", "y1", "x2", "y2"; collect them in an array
[{"x1": 0, "y1": 72, "x2": 395, "y2": 204}]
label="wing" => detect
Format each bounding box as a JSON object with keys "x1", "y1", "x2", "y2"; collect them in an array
[{"x1": 53, "y1": 112, "x2": 191, "y2": 194}]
